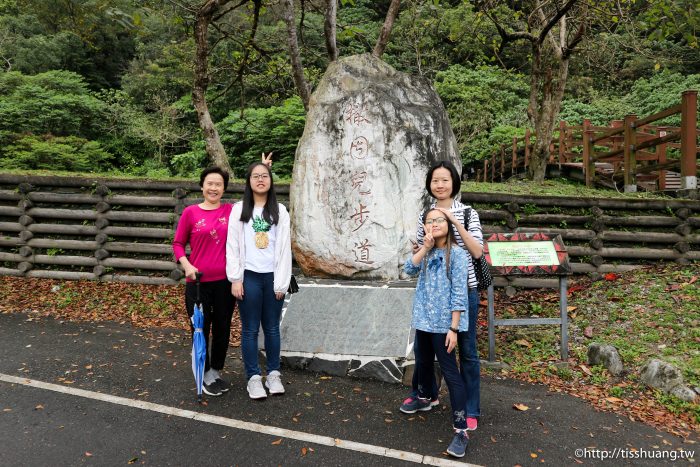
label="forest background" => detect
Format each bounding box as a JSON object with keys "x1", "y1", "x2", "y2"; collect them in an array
[{"x1": 0, "y1": 0, "x2": 698, "y2": 180}]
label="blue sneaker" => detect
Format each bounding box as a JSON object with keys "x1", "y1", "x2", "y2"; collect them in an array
[
  {"x1": 446, "y1": 430, "x2": 469, "y2": 458},
  {"x1": 399, "y1": 396, "x2": 432, "y2": 414}
]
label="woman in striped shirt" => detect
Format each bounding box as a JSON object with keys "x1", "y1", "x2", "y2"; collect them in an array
[{"x1": 400, "y1": 160, "x2": 484, "y2": 433}]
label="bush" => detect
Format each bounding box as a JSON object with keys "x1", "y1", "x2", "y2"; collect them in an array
[
  {"x1": 623, "y1": 70, "x2": 700, "y2": 126},
  {"x1": 218, "y1": 96, "x2": 306, "y2": 178},
  {"x1": 0, "y1": 70, "x2": 106, "y2": 138},
  {"x1": 434, "y1": 64, "x2": 529, "y2": 162},
  {"x1": 0, "y1": 134, "x2": 111, "y2": 171}
]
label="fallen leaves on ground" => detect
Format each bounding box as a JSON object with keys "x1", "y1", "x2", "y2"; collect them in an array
[
  {"x1": 483, "y1": 263, "x2": 699, "y2": 439},
  {"x1": 0, "y1": 276, "x2": 241, "y2": 347}
]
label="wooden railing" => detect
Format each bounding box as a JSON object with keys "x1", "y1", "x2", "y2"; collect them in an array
[
  {"x1": 0, "y1": 174, "x2": 697, "y2": 286},
  {"x1": 0, "y1": 174, "x2": 288, "y2": 285},
  {"x1": 472, "y1": 90, "x2": 698, "y2": 193}
]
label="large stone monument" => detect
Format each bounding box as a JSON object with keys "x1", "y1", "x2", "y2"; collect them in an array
[
  {"x1": 290, "y1": 53, "x2": 461, "y2": 280},
  {"x1": 278, "y1": 54, "x2": 462, "y2": 382}
]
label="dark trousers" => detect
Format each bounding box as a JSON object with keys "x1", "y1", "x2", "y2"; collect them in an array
[
  {"x1": 414, "y1": 330, "x2": 467, "y2": 430},
  {"x1": 411, "y1": 288, "x2": 480, "y2": 417},
  {"x1": 184, "y1": 279, "x2": 235, "y2": 372}
]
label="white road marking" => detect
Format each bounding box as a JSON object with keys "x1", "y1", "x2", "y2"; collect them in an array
[{"x1": 1, "y1": 373, "x2": 481, "y2": 466}]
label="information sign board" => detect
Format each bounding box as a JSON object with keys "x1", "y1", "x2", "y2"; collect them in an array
[{"x1": 484, "y1": 232, "x2": 571, "y2": 275}]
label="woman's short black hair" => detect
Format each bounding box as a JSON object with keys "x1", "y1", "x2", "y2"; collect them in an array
[
  {"x1": 199, "y1": 166, "x2": 230, "y2": 190},
  {"x1": 424, "y1": 160, "x2": 461, "y2": 198}
]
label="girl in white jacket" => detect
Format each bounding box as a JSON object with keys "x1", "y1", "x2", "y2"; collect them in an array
[{"x1": 226, "y1": 161, "x2": 292, "y2": 400}]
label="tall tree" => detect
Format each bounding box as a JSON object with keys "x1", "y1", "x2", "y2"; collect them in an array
[
  {"x1": 479, "y1": 0, "x2": 587, "y2": 181},
  {"x1": 283, "y1": 0, "x2": 311, "y2": 110},
  {"x1": 373, "y1": 0, "x2": 401, "y2": 58},
  {"x1": 192, "y1": 0, "x2": 238, "y2": 174},
  {"x1": 324, "y1": 0, "x2": 338, "y2": 61},
  {"x1": 285, "y1": 0, "x2": 403, "y2": 106},
  {"x1": 477, "y1": 0, "x2": 696, "y2": 181}
]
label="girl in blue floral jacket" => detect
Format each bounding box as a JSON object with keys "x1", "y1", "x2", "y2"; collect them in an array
[{"x1": 403, "y1": 208, "x2": 470, "y2": 458}]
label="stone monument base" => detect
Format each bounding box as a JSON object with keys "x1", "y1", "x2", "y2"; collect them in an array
[{"x1": 264, "y1": 278, "x2": 417, "y2": 383}]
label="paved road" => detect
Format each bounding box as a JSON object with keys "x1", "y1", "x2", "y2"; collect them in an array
[{"x1": 0, "y1": 312, "x2": 696, "y2": 466}]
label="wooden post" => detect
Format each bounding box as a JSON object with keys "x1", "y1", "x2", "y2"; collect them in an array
[
  {"x1": 491, "y1": 152, "x2": 496, "y2": 182},
  {"x1": 680, "y1": 90, "x2": 698, "y2": 190},
  {"x1": 483, "y1": 159, "x2": 488, "y2": 182},
  {"x1": 623, "y1": 114, "x2": 638, "y2": 192},
  {"x1": 583, "y1": 120, "x2": 593, "y2": 187},
  {"x1": 657, "y1": 126, "x2": 668, "y2": 191},
  {"x1": 500, "y1": 144, "x2": 506, "y2": 180},
  {"x1": 487, "y1": 284, "x2": 495, "y2": 362},
  {"x1": 512, "y1": 137, "x2": 518, "y2": 173},
  {"x1": 558, "y1": 121, "x2": 566, "y2": 164},
  {"x1": 559, "y1": 276, "x2": 568, "y2": 360},
  {"x1": 524, "y1": 129, "x2": 531, "y2": 169},
  {"x1": 548, "y1": 140, "x2": 556, "y2": 164}
]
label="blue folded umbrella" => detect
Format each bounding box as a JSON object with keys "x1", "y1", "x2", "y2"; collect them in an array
[
  {"x1": 191, "y1": 302, "x2": 206, "y2": 402},
  {"x1": 191, "y1": 273, "x2": 206, "y2": 402}
]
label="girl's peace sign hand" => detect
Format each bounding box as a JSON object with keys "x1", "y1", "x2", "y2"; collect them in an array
[
  {"x1": 261, "y1": 152, "x2": 273, "y2": 167},
  {"x1": 422, "y1": 223, "x2": 435, "y2": 250}
]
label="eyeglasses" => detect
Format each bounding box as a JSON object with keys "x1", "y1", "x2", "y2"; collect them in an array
[
  {"x1": 425, "y1": 217, "x2": 448, "y2": 225},
  {"x1": 251, "y1": 174, "x2": 270, "y2": 181}
]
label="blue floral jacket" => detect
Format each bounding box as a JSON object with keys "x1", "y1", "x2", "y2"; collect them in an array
[{"x1": 404, "y1": 246, "x2": 469, "y2": 333}]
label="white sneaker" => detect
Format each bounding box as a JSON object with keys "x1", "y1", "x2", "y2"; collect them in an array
[
  {"x1": 247, "y1": 375, "x2": 267, "y2": 400},
  {"x1": 265, "y1": 370, "x2": 285, "y2": 395}
]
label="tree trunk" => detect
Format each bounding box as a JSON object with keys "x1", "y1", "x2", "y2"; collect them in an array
[
  {"x1": 527, "y1": 39, "x2": 569, "y2": 182},
  {"x1": 193, "y1": 0, "x2": 233, "y2": 175},
  {"x1": 324, "y1": 0, "x2": 338, "y2": 61},
  {"x1": 372, "y1": 0, "x2": 401, "y2": 58},
  {"x1": 284, "y1": 0, "x2": 311, "y2": 110}
]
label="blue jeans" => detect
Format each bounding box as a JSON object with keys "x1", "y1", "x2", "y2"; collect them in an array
[
  {"x1": 238, "y1": 270, "x2": 284, "y2": 380},
  {"x1": 414, "y1": 330, "x2": 467, "y2": 430},
  {"x1": 461, "y1": 288, "x2": 481, "y2": 418},
  {"x1": 411, "y1": 288, "x2": 480, "y2": 418}
]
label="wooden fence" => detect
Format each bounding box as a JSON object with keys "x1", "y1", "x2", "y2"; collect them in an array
[
  {"x1": 0, "y1": 174, "x2": 697, "y2": 286},
  {"x1": 472, "y1": 90, "x2": 699, "y2": 194},
  {"x1": 0, "y1": 174, "x2": 288, "y2": 285}
]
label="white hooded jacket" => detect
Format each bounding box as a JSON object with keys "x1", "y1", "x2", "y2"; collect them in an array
[{"x1": 225, "y1": 201, "x2": 292, "y2": 294}]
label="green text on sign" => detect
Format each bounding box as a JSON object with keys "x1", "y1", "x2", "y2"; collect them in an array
[{"x1": 487, "y1": 241, "x2": 560, "y2": 267}]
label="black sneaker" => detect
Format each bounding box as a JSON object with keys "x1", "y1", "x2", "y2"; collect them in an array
[
  {"x1": 202, "y1": 380, "x2": 223, "y2": 397},
  {"x1": 215, "y1": 378, "x2": 230, "y2": 393}
]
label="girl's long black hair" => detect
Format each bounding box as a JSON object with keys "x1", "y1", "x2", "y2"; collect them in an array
[
  {"x1": 422, "y1": 208, "x2": 457, "y2": 280},
  {"x1": 239, "y1": 162, "x2": 279, "y2": 225}
]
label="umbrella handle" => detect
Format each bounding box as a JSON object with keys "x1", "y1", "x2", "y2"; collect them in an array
[{"x1": 195, "y1": 272, "x2": 203, "y2": 303}]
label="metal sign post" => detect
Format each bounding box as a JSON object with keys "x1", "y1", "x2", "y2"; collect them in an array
[{"x1": 483, "y1": 233, "x2": 572, "y2": 362}]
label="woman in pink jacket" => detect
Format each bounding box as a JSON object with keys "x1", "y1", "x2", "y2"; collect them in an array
[{"x1": 172, "y1": 166, "x2": 235, "y2": 398}]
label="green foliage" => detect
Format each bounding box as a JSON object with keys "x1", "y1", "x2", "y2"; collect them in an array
[
  {"x1": 0, "y1": 134, "x2": 111, "y2": 171},
  {"x1": 386, "y1": 1, "x2": 495, "y2": 78},
  {"x1": 337, "y1": 1, "x2": 381, "y2": 56},
  {"x1": 434, "y1": 64, "x2": 529, "y2": 162},
  {"x1": 1, "y1": 0, "x2": 697, "y2": 181},
  {"x1": 558, "y1": 70, "x2": 699, "y2": 127},
  {"x1": 558, "y1": 98, "x2": 631, "y2": 126},
  {"x1": 638, "y1": 0, "x2": 699, "y2": 49},
  {"x1": 171, "y1": 145, "x2": 206, "y2": 178},
  {"x1": 622, "y1": 70, "x2": 700, "y2": 126},
  {"x1": 0, "y1": 70, "x2": 106, "y2": 137},
  {"x1": 218, "y1": 96, "x2": 306, "y2": 178},
  {"x1": 0, "y1": 0, "x2": 139, "y2": 89},
  {"x1": 97, "y1": 88, "x2": 191, "y2": 170}
]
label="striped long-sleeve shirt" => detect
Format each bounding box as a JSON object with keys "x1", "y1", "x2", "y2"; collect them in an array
[{"x1": 415, "y1": 197, "x2": 484, "y2": 289}]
